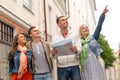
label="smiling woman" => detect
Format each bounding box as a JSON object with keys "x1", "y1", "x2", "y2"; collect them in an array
[
  {"x1": 8, "y1": 33, "x2": 33, "y2": 80},
  {"x1": 79, "y1": 6, "x2": 108, "y2": 80}
]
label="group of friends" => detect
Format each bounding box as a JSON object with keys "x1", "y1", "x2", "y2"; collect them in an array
[{"x1": 8, "y1": 6, "x2": 108, "y2": 80}]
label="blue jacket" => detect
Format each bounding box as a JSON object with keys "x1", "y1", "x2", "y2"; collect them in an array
[
  {"x1": 88, "y1": 15, "x2": 105, "y2": 57},
  {"x1": 9, "y1": 49, "x2": 33, "y2": 74}
]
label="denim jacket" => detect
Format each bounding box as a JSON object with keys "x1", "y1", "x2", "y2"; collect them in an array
[
  {"x1": 88, "y1": 15, "x2": 105, "y2": 57},
  {"x1": 88, "y1": 36, "x2": 103, "y2": 57},
  {"x1": 9, "y1": 49, "x2": 33, "y2": 74}
]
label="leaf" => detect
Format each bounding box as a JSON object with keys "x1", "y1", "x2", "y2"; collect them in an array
[{"x1": 98, "y1": 34, "x2": 116, "y2": 68}]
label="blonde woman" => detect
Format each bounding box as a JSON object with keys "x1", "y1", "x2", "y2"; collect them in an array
[{"x1": 79, "y1": 6, "x2": 108, "y2": 80}]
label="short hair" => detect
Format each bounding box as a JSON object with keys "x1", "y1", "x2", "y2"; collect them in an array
[
  {"x1": 28, "y1": 26, "x2": 36, "y2": 35},
  {"x1": 56, "y1": 16, "x2": 64, "y2": 24}
]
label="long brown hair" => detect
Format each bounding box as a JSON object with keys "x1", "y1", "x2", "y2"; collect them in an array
[{"x1": 8, "y1": 33, "x2": 26, "y2": 60}]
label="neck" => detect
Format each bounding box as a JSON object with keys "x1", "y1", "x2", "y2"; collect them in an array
[
  {"x1": 18, "y1": 43, "x2": 25, "y2": 47},
  {"x1": 61, "y1": 29, "x2": 68, "y2": 34},
  {"x1": 83, "y1": 35, "x2": 87, "y2": 39},
  {"x1": 32, "y1": 37, "x2": 41, "y2": 43},
  {"x1": 82, "y1": 34, "x2": 89, "y2": 39}
]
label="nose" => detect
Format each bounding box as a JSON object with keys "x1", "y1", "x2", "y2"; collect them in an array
[{"x1": 64, "y1": 19, "x2": 68, "y2": 23}]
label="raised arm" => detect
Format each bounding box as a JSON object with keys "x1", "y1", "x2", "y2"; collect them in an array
[{"x1": 94, "y1": 5, "x2": 108, "y2": 40}]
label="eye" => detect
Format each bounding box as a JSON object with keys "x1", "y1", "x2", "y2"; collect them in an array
[{"x1": 82, "y1": 27, "x2": 85, "y2": 29}]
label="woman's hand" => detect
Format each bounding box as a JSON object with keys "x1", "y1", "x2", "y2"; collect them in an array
[{"x1": 101, "y1": 5, "x2": 108, "y2": 15}]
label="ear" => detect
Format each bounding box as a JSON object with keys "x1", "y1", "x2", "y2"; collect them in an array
[
  {"x1": 57, "y1": 23, "x2": 60, "y2": 26},
  {"x1": 57, "y1": 23, "x2": 61, "y2": 28}
]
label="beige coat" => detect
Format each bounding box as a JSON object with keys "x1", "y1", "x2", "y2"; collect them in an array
[{"x1": 26, "y1": 40, "x2": 53, "y2": 74}]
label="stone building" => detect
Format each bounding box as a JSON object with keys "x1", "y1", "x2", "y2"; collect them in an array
[{"x1": 0, "y1": 0, "x2": 96, "y2": 80}]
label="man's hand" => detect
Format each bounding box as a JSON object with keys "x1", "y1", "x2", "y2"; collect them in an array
[
  {"x1": 50, "y1": 48, "x2": 57, "y2": 56},
  {"x1": 70, "y1": 46, "x2": 77, "y2": 53}
]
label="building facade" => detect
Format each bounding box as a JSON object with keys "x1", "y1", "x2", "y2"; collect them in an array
[
  {"x1": 0, "y1": 0, "x2": 96, "y2": 80},
  {"x1": 0, "y1": 0, "x2": 43, "y2": 79},
  {"x1": 68, "y1": 0, "x2": 96, "y2": 33},
  {"x1": 113, "y1": 52, "x2": 120, "y2": 80}
]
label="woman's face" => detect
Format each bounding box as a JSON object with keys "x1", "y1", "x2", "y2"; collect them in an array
[
  {"x1": 17, "y1": 34, "x2": 26, "y2": 44},
  {"x1": 80, "y1": 24, "x2": 90, "y2": 37}
]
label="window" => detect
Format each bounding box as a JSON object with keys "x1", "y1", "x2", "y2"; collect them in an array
[
  {"x1": 23, "y1": 0, "x2": 32, "y2": 11},
  {"x1": 0, "y1": 21, "x2": 14, "y2": 45}
]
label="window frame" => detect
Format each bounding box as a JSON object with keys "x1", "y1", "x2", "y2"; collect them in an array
[
  {"x1": 0, "y1": 20, "x2": 14, "y2": 45},
  {"x1": 23, "y1": 0, "x2": 33, "y2": 12}
]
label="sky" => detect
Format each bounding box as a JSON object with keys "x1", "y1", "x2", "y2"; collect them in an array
[{"x1": 95, "y1": 0, "x2": 120, "y2": 52}]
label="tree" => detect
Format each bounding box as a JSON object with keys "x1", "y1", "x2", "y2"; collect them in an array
[
  {"x1": 98, "y1": 34, "x2": 116, "y2": 68},
  {"x1": 0, "y1": 78, "x2": 3, "y2": 80}
]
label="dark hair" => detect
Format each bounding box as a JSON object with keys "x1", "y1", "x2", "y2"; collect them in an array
[
  {"x1": 56, "y1": 16, "x2": 64, "y2": 24},
  {"x1": 8, "y1": 33, "x2": 26, "y2": 60},
  {"x1": 28, "y1": 26, "x2": 36, "y2": 35}
]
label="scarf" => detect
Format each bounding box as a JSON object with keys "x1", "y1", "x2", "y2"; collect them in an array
[
  {"x1": 79, "y1": 35, "x2": 91, "y2": 71},
  {"x1": 17, "y1": 45, "x2": 27, "y2": 79}
]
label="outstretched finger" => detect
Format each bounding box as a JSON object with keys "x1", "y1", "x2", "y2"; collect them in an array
[{"x1": 104, "y1": 5, "x2": 108, "y2": 10}]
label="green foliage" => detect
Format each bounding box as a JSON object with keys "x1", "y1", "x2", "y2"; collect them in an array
[
  {"x1": 98, "y1": 34, "x2": 116, "y2": 68},
  {"x1": 0, "y1": 78, "x2": 3, "y2": 80}
]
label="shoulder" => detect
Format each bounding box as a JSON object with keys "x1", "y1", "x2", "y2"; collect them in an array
[
  {"x1": 70, "y1": 31, "x2": 80, "y2": 39},
  {"x1": 26, "y1": 41, "x2": 32, "y2": 45},
  {"x1": 26, "y1": 49, "x2": 32, "y2": 55},
  {"x1": 41, "y1": 40, "x2": 50, "y2": 46},
  {"x1": 14, "y1": 50, "x2": 20, "y2": 56},
  {"x1": 89, "y1": 35, "x2": 96, "y2": 41},
  {"x1": 52, "y1": 33, "x2": 60, "y2": 39},
  {"x1": 26, "y1": 41, "x2": 32, "y2": 49}
]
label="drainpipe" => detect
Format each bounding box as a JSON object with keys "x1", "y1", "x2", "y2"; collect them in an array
[{"x1": 43, "y1": 0, "x2": 47, "y2": 41}]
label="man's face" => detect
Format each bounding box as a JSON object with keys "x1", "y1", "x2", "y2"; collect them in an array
[
  {"x1": 58, "y1": 17, "x2": 68, "y2": 29},
  {"x1": 30, "y1": 27, "x2": 40, "y2": 38}
]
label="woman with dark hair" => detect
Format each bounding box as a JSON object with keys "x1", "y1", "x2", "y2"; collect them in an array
[{"x1": 8, "y1": 33, "x2": 33, "y2": 80}]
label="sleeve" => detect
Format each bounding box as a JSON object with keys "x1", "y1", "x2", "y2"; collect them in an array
[
  {"x1": 94, "y1": 15, "x2": 105, "y2": 40},
  {"x1": 46, "y1": 42, "x2": 53, "y2": 58},
  {"x1": 73, "y1": 33, "x2": 82, "y2": 55},
  {"x1": 9, "y1": 59, "x2": 14, "y2": 74}
]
